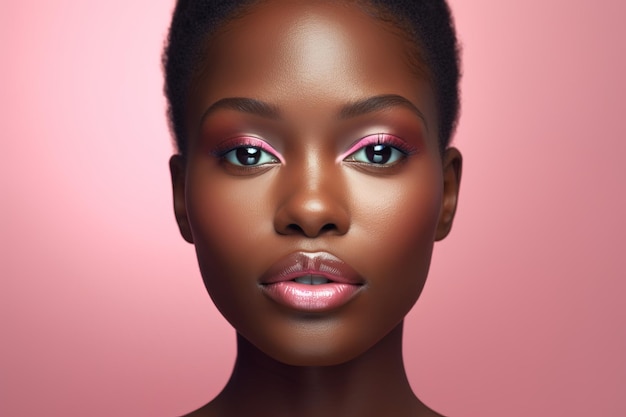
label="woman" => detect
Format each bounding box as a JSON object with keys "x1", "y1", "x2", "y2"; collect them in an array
[{"x1": 164, "y1": 0, "x2": 462, "y2": 415}]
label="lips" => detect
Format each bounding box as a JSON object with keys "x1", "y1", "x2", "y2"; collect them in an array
[{"x1": 260, "y1": 251, "x2": 364, "y2": 312}]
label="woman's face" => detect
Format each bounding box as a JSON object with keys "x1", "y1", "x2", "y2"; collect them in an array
[{"x1": 171, "y1": 0, "x2": 461, "y2": 366}]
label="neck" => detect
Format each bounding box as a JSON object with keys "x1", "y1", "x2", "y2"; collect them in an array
[{"x1": 209, "y1": 321, "x2": 436, "y2": 417}]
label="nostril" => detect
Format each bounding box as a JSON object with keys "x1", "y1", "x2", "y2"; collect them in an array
[
  {"x1": 273, "y1": 193, "x2": 350, "y2": 237},
  {"x1": 282, "y1": 222, "x2": 338, "y2": 237},
  {"x1": 285, "y1": 224, "x2": 303, "y2": 234}
]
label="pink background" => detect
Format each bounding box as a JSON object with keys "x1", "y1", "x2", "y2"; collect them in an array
[{"x1": 2, "y1": 1, "x2": 624, "y2": 416}]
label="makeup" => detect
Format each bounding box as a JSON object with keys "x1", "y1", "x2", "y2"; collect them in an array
[
  {"x1": 260, "y1": 252, "x2": 364, "y2": 312},
  {"x1": 337, "y1": 133, "x2": 418, "y2": 163},
  {"x1": 212, "y1": 135, "x2": 285, "y2": 164}
]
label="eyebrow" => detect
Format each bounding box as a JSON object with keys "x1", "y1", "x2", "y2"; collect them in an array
[
  {"x1": 199, "y1": 97, "x2": 282, "y2": 125},
  {"x1": 338, "y1": 94, "x2": 428, "y2": 130},
  {"x1": 199, "y1": 94, "x2": 428, "y2": 130}
]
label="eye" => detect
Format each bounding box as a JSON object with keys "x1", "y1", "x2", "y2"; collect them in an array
[
  {"x1": 340, "y1": 133, "x2": 415, "y2": 167},
  {"x1": 345, "y1": 143, "x2": 406, "y2": 165},
  {"x1": 223, "y1": 146, "x2": 280, "y2": 167}
]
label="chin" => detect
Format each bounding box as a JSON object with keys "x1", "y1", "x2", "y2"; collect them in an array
[{"x1": 237, "y1": 315, "x2": 406, "y2": 368}]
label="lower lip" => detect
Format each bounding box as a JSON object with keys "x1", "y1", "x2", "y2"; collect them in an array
[{"x1": 262, "y1": 282, "x2": 362, "y2": 312}]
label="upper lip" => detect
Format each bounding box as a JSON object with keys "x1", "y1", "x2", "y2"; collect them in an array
[{"x1": 259, "y1": 251, "x2": 364, "y2": 285}]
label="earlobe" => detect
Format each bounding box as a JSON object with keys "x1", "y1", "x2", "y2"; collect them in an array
[
  {"x1": 435, "y1": 147, "x2": 462, "y2": 241},
  {"x1": 169, "y1": 155, "x2": 194, "y2": 244}
]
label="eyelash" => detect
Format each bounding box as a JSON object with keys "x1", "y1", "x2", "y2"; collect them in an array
[
  {"x1": 213, "y1": 133, "x2": 415, "y2": 168},
  {"x1": 340, "y1": 133, "x2": 415, "y2": 166},
  {"x1": 213, "y1": 137, "x2": 284, "y2": 167}
]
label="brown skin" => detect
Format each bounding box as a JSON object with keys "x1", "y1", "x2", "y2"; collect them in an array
[{"x1": 170, "y1": 1, "x2": 461, "y2": 416}]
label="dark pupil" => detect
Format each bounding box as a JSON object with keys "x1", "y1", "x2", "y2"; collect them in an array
[
  {"x1": 236, "y1": 147, "x2": 261, "y2": 165},
  {"x1": 365, "y1": 144, "x2": 391, "y2": 164}
]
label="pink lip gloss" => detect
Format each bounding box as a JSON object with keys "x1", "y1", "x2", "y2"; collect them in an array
[
  {"x1": 263, "y1": 281, "x2": 361, "y2": 312},
  {"x1": 260, "y1": 251, "x2": 364, "y2": 313}
]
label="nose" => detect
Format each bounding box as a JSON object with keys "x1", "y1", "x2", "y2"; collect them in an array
[{"x1": 273, "y1": 159, "x2": 350, "y2": 238}]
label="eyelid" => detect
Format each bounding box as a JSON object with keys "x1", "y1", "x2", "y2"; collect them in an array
[
  {"x1": 212, "y1": 136, "x2": 285, "y2": 164},
  {"x1": 337, "y1": 133, "x2": 417, "y2": 163}
]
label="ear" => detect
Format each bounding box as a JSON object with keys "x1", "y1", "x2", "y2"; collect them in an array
[
  {"x1": 169, "y1": 155, "x2": 194, "y2": 243},
  {"x1": 435, "y1": 147, "x2": 462, "y2": 241}
]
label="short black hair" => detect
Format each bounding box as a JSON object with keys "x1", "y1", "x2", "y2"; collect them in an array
[{"x1": 163, "y1": 0, "x2": 461, "y2": 156}]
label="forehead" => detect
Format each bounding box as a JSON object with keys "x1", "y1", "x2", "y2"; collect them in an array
[{"x1": 186, "y1": 0, "x2": 436, "y2": 138}]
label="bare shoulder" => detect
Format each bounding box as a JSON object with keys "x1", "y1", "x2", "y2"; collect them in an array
[
  {"x1": 178, "y1": 399, "x2": 446, "y2": 417},
  {"x1": 419, "y1": 403, "x2": 448, "y2": 417},
  {"x1": 180, "y1": 407, "x2": 446, "y2": 417},
  {"x1": 177, "y1": 402, "x2": 219, "y2": 417}
]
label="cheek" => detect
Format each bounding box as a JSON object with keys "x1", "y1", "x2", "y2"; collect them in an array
[
  {"x1": 185, "y1": 170, "x2": 276, "y2": 310},
  {"x1": 346, "y1": 164, "x2": 443, "y2": 308},
  {"x1": 187, "y1": 169, "x2": 275, "y2": 253}
]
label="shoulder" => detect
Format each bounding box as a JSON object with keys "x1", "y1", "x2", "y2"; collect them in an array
[
  {"x1": 177, "y1": 403, "x2": 218, "y2": 417},
  {"x1": 422, "y1": 408, "x2": 447, "y2": 417}
]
